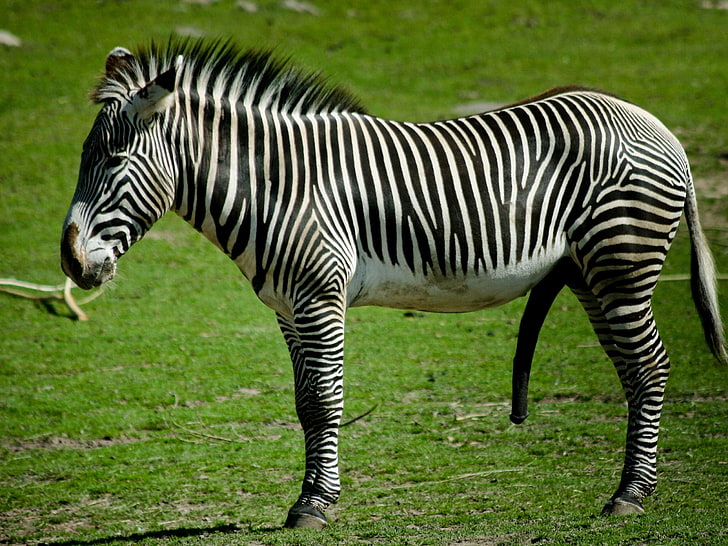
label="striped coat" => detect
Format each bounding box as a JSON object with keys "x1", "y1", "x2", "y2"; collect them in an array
[{"x1": 61, "y1": 39, "x2": 726, "y2": 529}]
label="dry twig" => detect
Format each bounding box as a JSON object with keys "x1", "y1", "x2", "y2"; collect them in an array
[{"x1": 0, "y1": 277, "x2": 104, "y2": 321}]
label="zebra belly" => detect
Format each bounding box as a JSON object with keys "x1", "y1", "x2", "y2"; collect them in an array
[{"x1": 349, "y1": 247, "x2": 567, "y2": 313}]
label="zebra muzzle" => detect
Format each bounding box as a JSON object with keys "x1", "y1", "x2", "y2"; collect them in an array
[{"x1": 61, "y1": 222, "x2": 116, "y2": 290}]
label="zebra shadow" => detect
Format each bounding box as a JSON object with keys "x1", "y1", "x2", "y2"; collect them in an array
[{"x1": 45, "y1": 523, "x2": 281, "y2": 545}]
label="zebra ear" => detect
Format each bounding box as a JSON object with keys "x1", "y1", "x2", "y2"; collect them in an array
[
  {"x1": 105, "y1": 47, "x2": 135, "y2": 76},
  {"x1": 127, "y1": 63, "x2": 179, "y2": 122}
]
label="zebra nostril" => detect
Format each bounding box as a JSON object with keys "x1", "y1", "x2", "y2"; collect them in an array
[{"x1": 101, "y1": 255, "x2": 117, "y2": 276}]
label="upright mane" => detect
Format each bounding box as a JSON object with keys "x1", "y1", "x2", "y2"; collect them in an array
[{"x1": 91, "y1": 37, "x2": 367, "y2": 115}]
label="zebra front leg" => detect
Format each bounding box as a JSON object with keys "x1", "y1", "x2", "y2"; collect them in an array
[{"x1": 277, "y1": 306, "x2": 346, "y2": 529}]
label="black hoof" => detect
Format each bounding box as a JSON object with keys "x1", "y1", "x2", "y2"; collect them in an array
[
  {"x1": 284, "y1": 501, "x2": 328, "y2": 529},
  {"x1": 602, "y1": 494, "x2": 645, "y2": 516}
]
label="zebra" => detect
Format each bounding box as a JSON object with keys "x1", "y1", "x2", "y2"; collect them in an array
[{"x1": 60, "y1": 38, "x2": 726, "y2": 529}]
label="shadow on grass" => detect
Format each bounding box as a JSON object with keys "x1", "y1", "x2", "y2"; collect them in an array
[{"x1": 45, "y1": 523, "x2": 280, "y2": 545}]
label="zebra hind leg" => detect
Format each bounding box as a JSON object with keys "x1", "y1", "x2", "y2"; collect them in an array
[
  {"x1": 571, "y1": 280, "x2": 669, "y2": 516},
  {"x1": 603, "y1": 300, "x2": 670, "y2": 516}
]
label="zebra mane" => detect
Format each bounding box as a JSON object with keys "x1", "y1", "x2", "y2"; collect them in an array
[{"x1": 90, "y1": 38, "x2": 367, "y2": 115}]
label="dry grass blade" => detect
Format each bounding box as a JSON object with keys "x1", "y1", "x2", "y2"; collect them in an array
[
  {"x1": 386, "y1": 467, "x2": 530, "y2": 490},
  {"x1": 169, "y1": 419, "x2": 244, "y2": 443},
  {"x1": 341, "y1": 404, "x2": 378, "y2": 427}
]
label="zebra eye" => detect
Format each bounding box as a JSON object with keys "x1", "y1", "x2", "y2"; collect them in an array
[{"x1": 104, "y1": 155, "x2": 126, "y2": 170}]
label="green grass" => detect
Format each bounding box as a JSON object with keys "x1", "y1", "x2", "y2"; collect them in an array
[{"x1": 1, "y1": 1, "x2": 727, "y2": 544}]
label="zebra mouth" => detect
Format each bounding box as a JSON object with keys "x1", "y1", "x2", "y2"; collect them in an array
[
  {"x1": 81, "y1": 255, "x2": 117, "y2": 289},
  {"x1": 61, "y1": 223, "x2": 117, "y2": 290}
]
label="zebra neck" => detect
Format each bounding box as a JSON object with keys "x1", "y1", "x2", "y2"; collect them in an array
[
  {"x1": 170, "y1": 100, "x2": 258, "y2": 260},
  {"x1": 172, "y1": 104, "x2": 315, "y2": 277}
]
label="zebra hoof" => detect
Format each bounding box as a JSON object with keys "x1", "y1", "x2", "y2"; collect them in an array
[
  {"x1": 284, "y1": 501, "x2": 328, "y2": 529},
  {"x1": 601, "y1": 495, "x2": 645, "y2": 516}
]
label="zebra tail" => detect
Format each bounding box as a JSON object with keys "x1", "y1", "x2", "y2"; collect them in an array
[{"x1": 684, "y1": 177, "x2": 728, "y2": 365}]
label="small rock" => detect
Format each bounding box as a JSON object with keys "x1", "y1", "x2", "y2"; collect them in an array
[
  {"x1": 0, "y1": 30, "x2": 22, "y2": 47},
  {"x1": 700, "y1": 1, "x2": 728, "y2": 9},
  {"x1": 237, "y1": 0, "x2": 259, "y2": 12},
  {"x1": 175, "y1": 26, "x2": 206, "y2": 38},
  {"x1": 280, "y1": 0, "x2": 320, "y2": 15}
]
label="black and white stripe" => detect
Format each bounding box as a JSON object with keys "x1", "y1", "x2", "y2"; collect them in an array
[{"x1": 61, "y1": 39, "x2": 726, "y2": 528}]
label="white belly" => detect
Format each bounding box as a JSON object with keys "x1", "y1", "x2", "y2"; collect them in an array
[{"x1": 348, "y1": 244, "x2": 568, "y2": 313}]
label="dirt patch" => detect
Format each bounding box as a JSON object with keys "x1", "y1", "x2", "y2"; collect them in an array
[
  {"x1": 667, "y1": 393, "x2": 728, "y2": 403},
  {"x1": 695, "y1": 174, "x2": 728, "y2": 201},
  {"x1": 347, "y1": 533, "x2": 519, "y2": 546},
  {"x1": 144, "y1": 228, "x2": 185, "y2": 243},
  {"x1": 0, "y1": 496, "x2": 245, "y2": 545},
  {"x1": 693, "y1": 175, "x2": 728, "y2": 236},
  {"x1": 1, "y1": 434, "x2": 146, "y2": 454},
  {"x1": 0, "y1": 496, "x2": 113, "y2": 545}
]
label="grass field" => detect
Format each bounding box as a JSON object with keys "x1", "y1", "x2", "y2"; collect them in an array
[{"x1": 1, "y1": 1, "x2": 727, "y2": 544}]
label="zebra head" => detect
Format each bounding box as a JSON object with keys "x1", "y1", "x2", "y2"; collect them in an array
[{"x1": 61, "y1": 47, "x2": 181, "y2": 289}]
